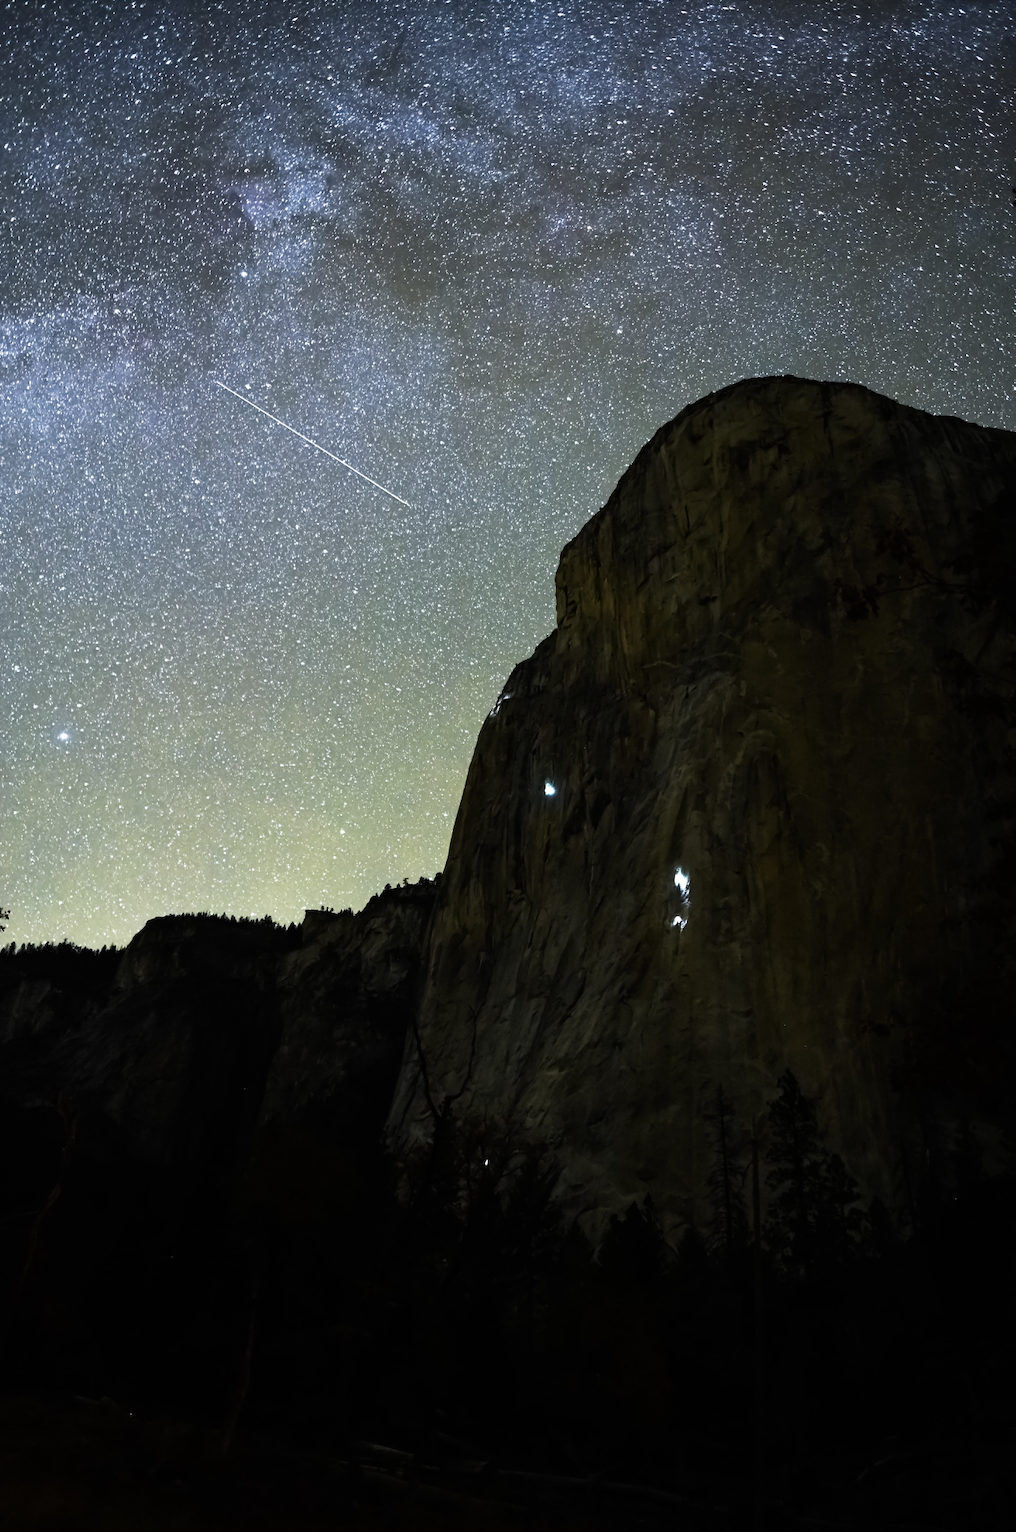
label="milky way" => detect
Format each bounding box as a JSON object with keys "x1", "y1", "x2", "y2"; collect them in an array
[{"x1": 1, "y1": 0, "x2": 1012, "y2": 947}]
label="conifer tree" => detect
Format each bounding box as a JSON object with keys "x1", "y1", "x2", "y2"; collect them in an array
[
  {"x1": 706, "y1": 1086, "x2": 749, "y2": 1267},
  {"x1": 764, "y1": 1070, "x2": 865, "y2": 1280},
  {"x1": 597, "y1": 1197, "x2": 669, "y2": 1291}
]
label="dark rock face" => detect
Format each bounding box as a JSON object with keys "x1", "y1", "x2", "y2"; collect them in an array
[
  {"x1": 0, "y1": 889, "x2": 434, "y2": 1400},
  {"x1": 0, "y1": 943, "x2": 120, "y2": 1053},
  {"x1": 1, "y1": 918, "x2": 290, "y2": 1178},
  {"x1": 259, "y1": 882, "x2": 437, "y2": 1147},
  {"x1": 70, "y1": 916, "x2": 287, "y2": 1178},
  {"x1": 388, "y1": 377, "x2": 1016, "y2": 1236},
  {"x1": 0, "y1": 884, "x2": 436, "y2": 1188}
]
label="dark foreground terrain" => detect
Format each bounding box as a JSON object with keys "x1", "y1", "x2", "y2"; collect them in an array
[{"x1": 0, "y1": 934, "x2": 1013, "y2": 1531}]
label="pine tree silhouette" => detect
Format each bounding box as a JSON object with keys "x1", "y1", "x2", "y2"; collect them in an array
[
  {"x1": 764, "y1": 1070, "x2": 865, "y2": 1280},
  {"x1": 597, "y1": 1197, "x2": 670, "y2": 1292},
  {"x1": 705, "y1": 1086, "x2": 749, "y2": 1268}
]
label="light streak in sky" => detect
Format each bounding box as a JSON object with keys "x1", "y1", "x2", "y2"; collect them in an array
[{"x1": 213, "y1": 381, "x2": 413, "y2": 508}]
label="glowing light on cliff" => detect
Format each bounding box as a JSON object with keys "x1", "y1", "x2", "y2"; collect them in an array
[
  {"x1": 672, "y1": 867, "x2": 690, "y2": 929},
  {"x1": 544, "y1": 780, "x2": 556, "y2": 796}
]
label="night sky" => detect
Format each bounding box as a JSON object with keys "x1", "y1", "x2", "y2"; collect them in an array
[{"x1": 1, "y1": 1, "x2": 1012, "y2": 949}]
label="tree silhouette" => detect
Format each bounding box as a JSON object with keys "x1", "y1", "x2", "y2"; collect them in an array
[
  {"x1": 596, "y1": 1197, "x2": 670, "y2": 1292},
  {"x1": 764, "y1": 1070, "x2": 866, "y2": 1281},
  {"x1": 705, "y1": 1086, "x2": 749, "y2": 1268}
]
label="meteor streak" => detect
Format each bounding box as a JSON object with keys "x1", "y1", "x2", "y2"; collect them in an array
[{"x1": 213, "y1": 381, "x2": 413, "y2": 508}]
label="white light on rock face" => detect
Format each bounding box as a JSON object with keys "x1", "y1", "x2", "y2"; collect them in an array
[
  {"x1": 671, "y1": 866, "x2": 690, "y2": 930},
  {"x1": 544, "y1": 780, "x2": 556, "y2": 796}
]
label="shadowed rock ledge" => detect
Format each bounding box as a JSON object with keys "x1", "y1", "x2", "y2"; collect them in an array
[{"x1": 387, "y1": 375, "x2": 1016, "y2": 1236}]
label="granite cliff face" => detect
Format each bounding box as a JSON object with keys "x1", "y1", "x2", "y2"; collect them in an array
[
  {"x1": 0, "y1": 888, "x2": 434, "y2": 1395},
  {"x1": 0, "y1": 886, "x2": 435, "y2": 1178},
  {"x1": 388, "y1": 376, "x2": 1016, "y2": 1234},
  {"x1": 0, "y1": 917, "x2": 290, "y2": 1180},
  {"x1": 259, "y1": 882, "x2": 437, "y2": 1147}
]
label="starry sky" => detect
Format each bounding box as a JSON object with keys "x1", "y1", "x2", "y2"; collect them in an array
[{"x1": 1, "y1": 0, "x2": 1012, "y2": 949}]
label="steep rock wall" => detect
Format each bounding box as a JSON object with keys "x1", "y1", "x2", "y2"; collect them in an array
[
  {"x1": 388, "y1": 376, "x2": 1016, "y2": 1234},
  {"x1": 0, "y1": 884, "x2": 436, "y2": 1186},
  {"x1": 0, "y1": 890, "x2": 436, "y2": 1392},
  {"x1": 258, "y1": 879, "x2": 437, "y2": 1144},
  {"x1": 0, "y1": 917, "x2": 290, "y2": 1183}
]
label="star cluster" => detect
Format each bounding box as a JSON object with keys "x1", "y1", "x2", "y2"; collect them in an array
[{"x1": 1, "y1": 0, "x2": 1012, "y2": 946}]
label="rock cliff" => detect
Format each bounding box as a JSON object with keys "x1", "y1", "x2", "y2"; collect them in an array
[
  {"x1": 388, "y1": 376, "x2": 1016, "y2": 1235},
  {"x1": 4, "y1": 377, "x2": 1015, "y2": 1254},
  {"x1": 0, "y1": 917, "x2": 290, "y2": 1180},
  {"x1": 0, "y1": 884, "x2": 435, "y2": 1184},
  {"x1": 259, "y1": 881, "x2": 437, "y2": 1148},
  {"x1": 0, "y1": 888, "x2": 435, "y2": 1398}
]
